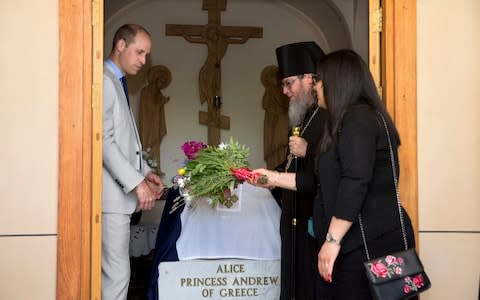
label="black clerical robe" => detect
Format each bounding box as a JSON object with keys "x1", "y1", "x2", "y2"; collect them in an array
[{"x1": 276, "y1": 105, "x2": 326, "y2": 300}]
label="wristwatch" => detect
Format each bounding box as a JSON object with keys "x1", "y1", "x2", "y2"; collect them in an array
[{"x1": 325, "y1": 232, "x2": 341, "y2": 245}]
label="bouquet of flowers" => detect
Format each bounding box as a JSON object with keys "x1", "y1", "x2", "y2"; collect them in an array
[{"x1": 171, "y1": 138, "x2": 266, "y2": 212}]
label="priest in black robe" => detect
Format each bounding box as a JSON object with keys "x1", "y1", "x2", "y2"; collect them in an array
[{"x1": 274, "y1": 41, "x2": 326, "y2": 300}]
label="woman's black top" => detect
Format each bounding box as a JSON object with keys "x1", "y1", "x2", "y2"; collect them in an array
[{"x1": 296, "y1": 104, "x2": 412, "y2": 254}]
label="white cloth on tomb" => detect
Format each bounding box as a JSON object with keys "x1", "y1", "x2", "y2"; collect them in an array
[{"x1": 176, "y1": 183, "x2": 281, "y2": 260}]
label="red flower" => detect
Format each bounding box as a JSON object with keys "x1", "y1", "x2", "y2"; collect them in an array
[
  {"x1": 413, "y1": 275, "x2": 423, "y2": 288},
  {"x1": 370, "y1": 261, "x2": 389, "y2": 278},
  {"x1": 403, "y1": 285, "x2": 411, "y2": 293},
  {"x1": 230, "y1": 167, "x2": 259, "y2": 181}
]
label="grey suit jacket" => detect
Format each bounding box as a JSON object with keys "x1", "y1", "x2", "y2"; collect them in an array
[{"x1": 102, "y1": 62, "x2": 151, "y2": 214}]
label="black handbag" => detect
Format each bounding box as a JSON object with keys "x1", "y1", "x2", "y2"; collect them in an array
[{"x1": 358, "y1": 113, "x2": 431, "y2": 300}]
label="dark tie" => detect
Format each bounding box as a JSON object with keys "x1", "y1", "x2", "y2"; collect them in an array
[{"x1": 120, "y1": 76, "x2": 130, "y2": 107}]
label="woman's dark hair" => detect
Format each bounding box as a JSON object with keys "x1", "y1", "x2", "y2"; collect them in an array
[{"x1": 316, "y1": 49, "x2": 400, "y2": 152}]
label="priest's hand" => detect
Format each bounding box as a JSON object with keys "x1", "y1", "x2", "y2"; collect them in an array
[
  {"x1": 135, "y1": 180, "x2": 156, "y2": 210},
  {"x1": 289, "y1": 136, "x2": 307, "y2": 157}
]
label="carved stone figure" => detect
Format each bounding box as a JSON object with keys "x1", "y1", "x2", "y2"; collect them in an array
[
  {"x1": 139, "y1": 65, "x2": 171, "y2": 175},
  {"x1": 261, "y1": 65, "x2": 290, "y2": 169}
]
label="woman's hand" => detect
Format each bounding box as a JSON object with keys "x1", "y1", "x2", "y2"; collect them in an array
[
  {"x1": 318, "y1": 217, "x2": 352, "y2": 282},
  {"x1": 318, "y1": 241, "x2": 341, "y2": 283},
  {"x1": 250, "y1": 168, "x2": 278, "y2": 189}
]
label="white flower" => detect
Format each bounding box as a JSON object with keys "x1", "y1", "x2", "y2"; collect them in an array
[
  {"x1": 177, "y1": 176, "x2": 190, "y2": 188},
  {"x1": 179, "y1": 185, "x2": 187, "y2": 196},
  {"x1": 177, "y1": 177, "x2": 185, "y2": 187},
  {"x1": 218, "y1": 142, "x2": 227, "y2": 150},
  {"x1": 143, "y1": 149, "x2": 159, "y2": 169}
]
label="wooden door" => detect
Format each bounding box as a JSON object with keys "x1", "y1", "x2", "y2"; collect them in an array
[
  {"x1": 369, "y1": 0, "x2": 419, "y2": 240},
  {"x1": 57, "y1": 1, "x2": 102, "y2": 299}
]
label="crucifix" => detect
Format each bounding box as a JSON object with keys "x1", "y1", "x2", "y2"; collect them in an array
[{"x1": 166, "y1": 0, "x2": 263, "y2": 145}]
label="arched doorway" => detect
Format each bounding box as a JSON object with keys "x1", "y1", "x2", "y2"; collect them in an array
[{"x1": 56, "y1": 1, "x2": 417, "y2": 298}]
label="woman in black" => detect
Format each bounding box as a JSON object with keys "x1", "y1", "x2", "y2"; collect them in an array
[
  {"x1": 309, "y1": 49, "x2": 416, "y2": 299},
  {"x1": 252, "y1": 49, "x2": 416, "y2": 299}
]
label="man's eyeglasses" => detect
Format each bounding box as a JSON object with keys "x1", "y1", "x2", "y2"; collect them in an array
[
  {"x1": 281, "y1": 77, "x2": 298, "y2": 89},
  {"x1": 281, "y1": 75, "x2": 304, "y2": 89}
]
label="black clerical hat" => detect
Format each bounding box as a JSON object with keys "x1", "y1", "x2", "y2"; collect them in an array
[{"x1": 275, "y1": 41, "x2": 325, "y2": 79}]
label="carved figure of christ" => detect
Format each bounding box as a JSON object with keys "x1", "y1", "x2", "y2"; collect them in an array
[{"x1": 166, "y1": 0, "x2": 263, "y2": 145}]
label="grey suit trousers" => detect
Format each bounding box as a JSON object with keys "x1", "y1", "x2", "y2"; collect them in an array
[{"x1": 102, "y1": 213, "x2": 131, "y2": 300}]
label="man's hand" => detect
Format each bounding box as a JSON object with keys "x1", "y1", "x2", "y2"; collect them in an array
[
  {"x1": 289, "y1": 136, "x2": 308, "y2": 157},
  {"x1": 135, "y1": 180, "x2": 156, "y2": 210},
  {"x1": 145, "y1": 171, "x2": 165, "y2": 199}
]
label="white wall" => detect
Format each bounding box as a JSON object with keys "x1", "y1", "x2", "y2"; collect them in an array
[
  {"x1": 331, "y1": 0, "x2": 369, "y2": 59},
  {"x1": 0, "y1": 1, "x2": 58, "y2": 299},
  {"x1": 417, "y1": 0, "x2": 480, "y2": 299},
  {"x1": 3, "y1": 1, "x2": 477, "y2": 299}
]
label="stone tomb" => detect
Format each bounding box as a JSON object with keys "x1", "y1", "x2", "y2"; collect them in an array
[{"x1": 157, "y1": 184, "x2": 282, "y2": 299}]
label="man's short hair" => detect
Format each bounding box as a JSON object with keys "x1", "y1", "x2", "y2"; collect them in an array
[{"x1": 111, "y1": 24, "x2": 151, "y2": 51}]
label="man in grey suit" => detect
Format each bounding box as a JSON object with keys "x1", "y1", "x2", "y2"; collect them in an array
[{"x1": 102, "y1": 24, "x2": 165, "y2": 300}]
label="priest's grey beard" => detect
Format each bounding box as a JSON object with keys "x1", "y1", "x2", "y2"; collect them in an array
[
  {"x1": 288, "y1": 99, "x2": 309, "y2": 127},
  {"x1": 288, "y1": 87, "x2": 316, "y2": 127}
]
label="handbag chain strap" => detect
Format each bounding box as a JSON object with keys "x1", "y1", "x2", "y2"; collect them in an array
[{"x1": 358, "y1": 112, "x2": 408, "y2": 261}]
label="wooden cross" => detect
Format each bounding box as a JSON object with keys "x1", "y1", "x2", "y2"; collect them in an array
[{"x1": 166, "y1": 0, "x2": 263, "y2": 145}]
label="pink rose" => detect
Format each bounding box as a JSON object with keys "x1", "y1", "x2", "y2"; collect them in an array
[
  {"x1": 397, "y1": 257, "x2": 404, "y2": 265},
  {"x1": 370, "y1": 262, "x2": 388, "y2": 278},
  {"x1": 403, "y1": 285, "x2": 411, "y2": 294},
  {"x1": 395, "y1": 267, "x2": 403, "y2": 275},
  {"x1": 385, "y1": 255, "x2": 397, "y2": 265},
  {"x1": 413, "y1": 275, "x2": 423, "y2": 288}
]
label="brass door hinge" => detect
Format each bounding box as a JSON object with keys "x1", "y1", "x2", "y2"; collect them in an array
[
  {"x1": 373, "y1": 7, "x2": 383, "y2": 32},
  {"x1": 92, "y1": 0, "x2": 100, "y2": 26},
  {"x1": 377, "y1": 86, "x2": 383, "y2": 101}
]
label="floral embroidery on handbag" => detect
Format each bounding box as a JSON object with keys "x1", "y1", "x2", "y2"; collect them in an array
[
  {"x1": 368, "y1": 254, "x2": 426, "y2": 295},
  {"x1": 368, "y1": 255, "x2": 405, "y2": 278},
  {"x1": 403, "y1": 274, "x2": 426, "y2": 293}
]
